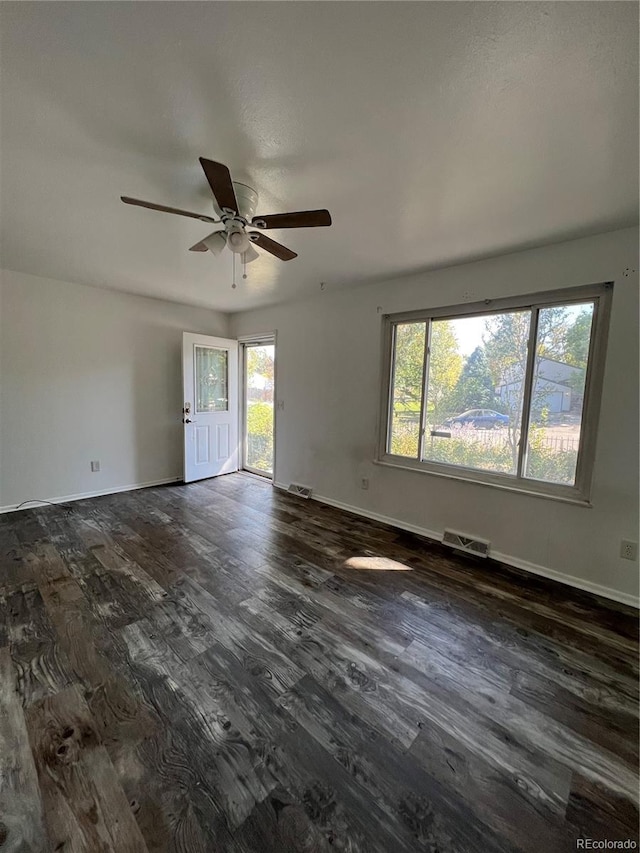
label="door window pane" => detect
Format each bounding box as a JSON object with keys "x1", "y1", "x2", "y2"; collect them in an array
[
  {"x1": 195, "y1": 346, "x2": 228, "y2": 412},
  {"x1": 524, "y1": 303, "x2": 594, "y2": 485},
  {"x1": 388, "y1": 322, "x2": 426, "y2": 457},
  {"x1": 245, "y1": 344, "x2": 275, "y2": 476},
  {"x1": 422, "y1": 312, "x2": 530, "y2": 475}
]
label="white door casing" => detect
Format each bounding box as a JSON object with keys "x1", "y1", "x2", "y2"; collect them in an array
[{"x1": 182, "y1": 333, "x2": 238, "y2": 482}]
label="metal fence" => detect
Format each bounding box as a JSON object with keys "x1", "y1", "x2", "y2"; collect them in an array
[{"x1": 443, "y1": 429, "x2": 580, "y2": 453}]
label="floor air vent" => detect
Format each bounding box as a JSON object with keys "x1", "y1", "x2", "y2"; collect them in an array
[
  {"x1": 287, "y1": 483, "x2": 312, "y2": 499},
  {"x1": 442, "y1": 529, "x2": 490, "y2": 558}
]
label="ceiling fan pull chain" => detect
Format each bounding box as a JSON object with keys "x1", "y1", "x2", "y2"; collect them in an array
[
  {"x1": 243, "y1": 254, "x2": 248, "y2": 280},
  {"x1": 232, "y1": 252, "x2": 237, "y2": 289}
]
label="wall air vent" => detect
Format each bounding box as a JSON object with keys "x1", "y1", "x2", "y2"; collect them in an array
[
  {"x1": 442, "y1": 529, "x2": 490, "y2": 558},
  {"x1": 287, "y1": 483, "x2": 312, "y2": 499}
]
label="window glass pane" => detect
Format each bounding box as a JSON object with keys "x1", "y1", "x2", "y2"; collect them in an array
[
  {"x1": 524, "y1": 303, "x2": 594, "y2": 485},
  {"x1": 195, "y1": 346, "x2": 228, "y2": 412},
  {"x1": 388, "y1": 322, "x2": 426, "y2": 457},
  {"x1": 421, "y1": 312, "x2": 531, "y2": 475},
  {"x1": 245, "y1": 344, "x2": 275, "y2": 476}
]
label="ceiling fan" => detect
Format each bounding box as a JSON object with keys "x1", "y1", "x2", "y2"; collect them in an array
[{"x1": 121, "y1": 158, "x2": 332, "y2": 265}]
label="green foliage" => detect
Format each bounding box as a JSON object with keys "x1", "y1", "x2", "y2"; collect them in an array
[
  {"x1": 390, "y1": 420, "x2": 420, "y2": 458},
  {"x1": 247, "y1": 346, "x2": 274, "y2": 382},
  {"x1": 535, "y1": 305, "x2": 575, "y2": 361},
  {"x1": 450, "y1": 346, "x2": 500, "y2": 413},
  {"x1": 392, "y1": 323, "x2": 426, "y2": 407},
  {"x1": 482, "y1": 311, "x2": 532, "y2": 469},
  {"x1": 564, "y1": 309, "x2": 593, "y2": 368},
  {"x1": 561, "y1": 308, "x2": 592, "y2": 396},
  {"x1": 247, "y1": 401, "x2": 273, "y2": 437},
  {"x1": 246, "y1": 402, "x2": 273, "y2": 472},
  {"x1": 426, "y1": 321, "x2": 463, "y2": 423},
  {"x1": 390, "y1": 420, "x2": 577, "y2": 485},
  {"x1": 483, "y1": 310, "x2": 531, "y2": 388},
  {"x1": 391, "y1": 321, "x2": 462, "y2": 424},
  {"x1": 425, "y1": 435, "x2": 514, "y2": 473},
  {"x1": 526, "y1": 445, "x2": 577, "y2": 485},
  {"x1": 526, "y1": 427, "x2": 577, "y2": 485}
]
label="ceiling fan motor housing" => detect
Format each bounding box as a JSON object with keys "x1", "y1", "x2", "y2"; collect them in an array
[{"x1": 214, "y1": 182, "x2": 258, "y2": 221}]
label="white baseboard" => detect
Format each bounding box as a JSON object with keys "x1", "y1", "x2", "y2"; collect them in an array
[
  {"x1": 488, "y1": 549, "x2": 639, "y2": 609},
  {"x1": 274, "y1": 482, "x2": 639, "y2": 609},
  {"x1": 0, "y1": 476, "x2": 182, "y2": 514}
]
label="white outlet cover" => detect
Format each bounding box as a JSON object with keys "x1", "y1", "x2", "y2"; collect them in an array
[{"x1": 620, "y1": 540, "x2": 638, "y2": 561}]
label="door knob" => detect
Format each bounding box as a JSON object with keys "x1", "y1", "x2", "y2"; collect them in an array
[{"x1": 183, "y1": 418, "x2": 196, "y2": 424}]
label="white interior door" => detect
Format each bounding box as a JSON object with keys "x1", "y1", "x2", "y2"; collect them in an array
[{"x1": 182, "y1": 333, "x2": 238, "y2": 482}]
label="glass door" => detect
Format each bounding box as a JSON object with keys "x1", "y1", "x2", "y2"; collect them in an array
[{"x1": 242, "y1": 340, "x2": 275, "y2": 478}]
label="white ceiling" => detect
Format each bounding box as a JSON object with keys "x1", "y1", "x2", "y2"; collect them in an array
[{"x1": 1, "y1": 2, "x2": 638, "y2": 313}]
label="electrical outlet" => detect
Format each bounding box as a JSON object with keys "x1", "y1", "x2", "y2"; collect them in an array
[
  {"x1": 90, "y1": 460, "x2": 100, "y2": 473},
  {"x1": 620, "y1": 540, "x2": 638, "y2": 561},
  {"x1": 360, "y1": 477, "x2": 369, "y2": 490}
]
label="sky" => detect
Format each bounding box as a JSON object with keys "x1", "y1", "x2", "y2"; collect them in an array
[{"x1": 448, "y1": 315, "x2": 486, "y2": 357}]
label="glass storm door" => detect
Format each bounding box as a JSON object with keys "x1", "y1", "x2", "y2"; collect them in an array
[
  {"x1": 243, "y1": 341, "x2": 275, "y2": 478},
  {"x1": 182, "y1": 333, "x2": 238, "y2": 482}
]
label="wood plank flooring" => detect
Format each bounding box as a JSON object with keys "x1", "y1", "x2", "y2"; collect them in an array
[{"x1": 0, "y1": 473, "x2": 638, "y2": 852}]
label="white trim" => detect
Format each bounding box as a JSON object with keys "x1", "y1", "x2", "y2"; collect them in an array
[
  {"x1": 273, "y1": 482, "x2": 638, "y2": 609},
  {"x1": 488, "y1": 550, "x2": 640, "y2": 610},
  {"x1": 0, "y1": 476, "x2": 181, "y2": 514},
  {"x1": 236, "y1": 330, "x2": 277, "y2": 345},
  {"x1": 373, "y1": 458, "x2": 592, "y2": 507},
  {"x1": 238, "y1": 469, "x2": 273, "y2": 484}
]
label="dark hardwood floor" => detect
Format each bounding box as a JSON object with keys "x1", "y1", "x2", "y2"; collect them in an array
[{"x1": 0, "y1": 473, "x2": 638, "y2": 852}]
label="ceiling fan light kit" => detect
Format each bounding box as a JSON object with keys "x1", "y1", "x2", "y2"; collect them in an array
[
  {"x1": 121, "y1": 158, "x2": 332, "y2": 286},
  {"x1": 202, "y1": 231, "x2": 227, "y2": 256},
  {"x1": 227, "y1": 228, "x2": 251, "y2": 254},
  {"x1": 242, "y1": 244, "x2": 260, "y2": 265}
]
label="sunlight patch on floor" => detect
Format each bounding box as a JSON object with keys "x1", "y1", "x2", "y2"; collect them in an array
[{"x1": 343, "y1": 556, "x2": 413, "y2": 572}]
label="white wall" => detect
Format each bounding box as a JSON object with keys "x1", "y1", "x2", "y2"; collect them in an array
[
  {"x1": 0, "y1": 270, "x2": 228, "y2": 509},
  {"x1": 230, "y1": 227, "x2": 639, "y2": 605}
]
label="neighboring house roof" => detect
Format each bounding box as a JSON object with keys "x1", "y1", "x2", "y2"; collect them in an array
[
  {"x1": 497, "y1": 378, "x2": 574, "y2": 394},
  {"x1": 498, "y1": 357, "x2": 584, "y2": 389},
  {"x1": 537, "y1": 358, "x2": 583, "y2": 384}
]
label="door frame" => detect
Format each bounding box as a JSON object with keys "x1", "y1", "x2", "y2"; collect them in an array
[{"x1": 238, "y1": 332, "x2": 277, "y2": 481}]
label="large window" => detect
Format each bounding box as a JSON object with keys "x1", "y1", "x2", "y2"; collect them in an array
[{"x1": 380, "y1": 284, "x2": 612, "y2": 503}]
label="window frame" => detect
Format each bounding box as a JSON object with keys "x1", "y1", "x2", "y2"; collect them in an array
[{"x1": 377, "y1": 282, "x2": 613, "y2": 505}]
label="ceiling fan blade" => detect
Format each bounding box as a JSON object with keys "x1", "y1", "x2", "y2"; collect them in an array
[
  {"x1": 249, "y1": 232, "x2": 297, "y2": 261},
  {"x1": 251, "y1": 209, "x2": 332, "y2": 229},
  {"x1": 189, "y1": 241, "x2": 209, "y2": 252},
  {"x1": 199, "y1": 158, "x2": 239, "y2": 214},
  {"x1": 121, "y1": 196, "x2": 217, "y2": 224}
]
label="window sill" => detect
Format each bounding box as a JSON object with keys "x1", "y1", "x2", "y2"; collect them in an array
[{"x1": 373, "y1": 456, "x2": 593, "y2": 507}]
